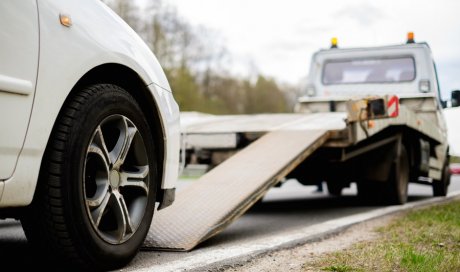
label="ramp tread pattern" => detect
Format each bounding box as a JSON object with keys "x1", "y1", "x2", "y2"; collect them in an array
[{"x1": 143, "y1": 130, "x2": 329, "y2": 251}]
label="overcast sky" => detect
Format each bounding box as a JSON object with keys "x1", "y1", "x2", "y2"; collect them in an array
[{"x1": 164, "y1": 0, "x2": 460, "y2": 99}]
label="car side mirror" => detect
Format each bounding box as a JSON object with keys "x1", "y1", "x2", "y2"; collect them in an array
[{"x1": 452, "y1": 90, "x2": 460, "y2": 108}]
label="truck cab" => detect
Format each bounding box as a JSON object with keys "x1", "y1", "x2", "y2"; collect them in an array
[
  {"x1": 304, "y1": 41, "x2": 439, "y2": 99},
  {"x1": 298, "y1": 34, "x2": 459, "y2": 111}
]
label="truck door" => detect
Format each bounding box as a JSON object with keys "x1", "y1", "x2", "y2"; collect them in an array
[{"x1": 0, "y1": 1, "x2": 39, "y2": 179}]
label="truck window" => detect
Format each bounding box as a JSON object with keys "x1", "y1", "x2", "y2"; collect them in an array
[{"x1": 322, "y1": 57, "x2": 415, "y2": 85}]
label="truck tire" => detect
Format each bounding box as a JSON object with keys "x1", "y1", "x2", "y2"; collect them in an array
[
  {"x1": 385, "y1": 145, "x2": 409, "y2": 204},
  {"x1": 326, "y1": 181, "x2": 343, "y2": 196},
  {"x1": 21, "y1": 84, "x2": 158, "y2": 270},
  {"x1": 433, "y1": 158, "x2": 450, "y2": 196}
]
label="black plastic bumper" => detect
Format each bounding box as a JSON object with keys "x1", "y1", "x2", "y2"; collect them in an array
[{"x1": 157, "y1": 188, "x2": 176, "y2": 210}]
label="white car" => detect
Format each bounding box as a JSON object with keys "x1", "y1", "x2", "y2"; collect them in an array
[{"x1": 0, "y1": 0, "x2": 179, "y2": 270}]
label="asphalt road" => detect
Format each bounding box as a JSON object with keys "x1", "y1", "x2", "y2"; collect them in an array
[{"x1": 0, "y1": 176, "x2": 459, "y2": 271}]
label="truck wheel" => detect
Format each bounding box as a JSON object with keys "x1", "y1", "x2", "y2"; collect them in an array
[
  {"x1": 326, "y1": 181, "x2": 343, "y2": 196},
  {"x1": 385, "y1": 145, "x2": 409, "y2": 205},
  {"x1": 21, "y1": 84, "x2": 157, "y2": 270},
  {"x1": 433, "y1": 158, "x2": 450, "y2": 196}
]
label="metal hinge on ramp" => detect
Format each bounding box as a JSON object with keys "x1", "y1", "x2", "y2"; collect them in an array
[{"x1": 143, "y1": 129, "x2": 329, "y2": 251}]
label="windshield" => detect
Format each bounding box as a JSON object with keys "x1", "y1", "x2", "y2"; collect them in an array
[{"x1": 322, "y1": 57, "x2": 415, "y2": 85}]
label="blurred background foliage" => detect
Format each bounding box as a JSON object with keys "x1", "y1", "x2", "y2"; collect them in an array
[{"x1": 102, "y1": 0, "x2": 297, "y2": 114}]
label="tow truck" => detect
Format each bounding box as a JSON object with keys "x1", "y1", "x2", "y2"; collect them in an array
[{"x1": 143, "y1": 33, "x2": 459, "y2": 251}]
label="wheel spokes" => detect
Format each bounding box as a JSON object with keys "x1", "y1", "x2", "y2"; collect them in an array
[
  {"x1": 92, "y1": 126, "x2": 111, "y2": 165},
  {"x1": 86, "y1": 182, "x2": 110, "y2": 208},
  {"x1": 87, "y1": 143, "x2": 110, "y2": 171},
  {"x1": 88, "y1": 191, "x2": 111, "y2": 227},
  {"x1": 119, "y1": 165, "x2": 149, "y2": 194},
  {"x1": 86, "y1": 131, "x2": 111, "y2": 209},
  {"x1": 112, "y1": 191, "x2": 134, "y2": 242},
  {"x1": 111, "y1": 118, "x2": 137, "y2": 170},
  {"x1": 84, "y1": 115, "x2": 149, "y2": 244}
]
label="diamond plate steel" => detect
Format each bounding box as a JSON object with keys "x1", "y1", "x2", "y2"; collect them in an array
[{"x1": 143, "y1": 129, "x2": 329, "y2": 251}]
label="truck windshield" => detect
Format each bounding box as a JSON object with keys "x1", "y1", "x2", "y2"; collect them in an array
[{"x1": 322, "y1": 57, "x2": 415, "y2": 85}]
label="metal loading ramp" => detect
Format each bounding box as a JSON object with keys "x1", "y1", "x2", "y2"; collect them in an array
[{"x1": 143, "y1": 129, "x2": 329, "y2": 251}]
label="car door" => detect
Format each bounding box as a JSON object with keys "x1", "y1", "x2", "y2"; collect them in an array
[{"x1": 0, "y1": 0, "x2": 39, "y2": 180}]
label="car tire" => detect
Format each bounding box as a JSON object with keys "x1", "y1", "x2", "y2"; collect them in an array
[{"x1": 21, "y1": 84, "x2": 158, "y2": 270}]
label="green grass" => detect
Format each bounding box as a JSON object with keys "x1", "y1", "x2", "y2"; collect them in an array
[
  {"x1": 178, "y1": 175, "x2": 200, "y2": 180},
  {"x1": 451, "y1": 156, "x2": 460, "y2": 163},
  {"x1": 321, "y1": 264, "x2": 354, "y2": 271},
  {"x1": 305, "y1": 200, "x2": 460, "y2": 272}
]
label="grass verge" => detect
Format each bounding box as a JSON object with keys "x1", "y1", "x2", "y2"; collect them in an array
[
  {"x1": 305, "y1": 200, "x2": 460, "y2": 272},
  {"x1": 451, "y1": 156, "x2": 460, "y2": 163}
]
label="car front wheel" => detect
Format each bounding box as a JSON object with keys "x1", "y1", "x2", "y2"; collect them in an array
[{"x1": 21, "y1": 84, "x2": 158, "y2": 270}]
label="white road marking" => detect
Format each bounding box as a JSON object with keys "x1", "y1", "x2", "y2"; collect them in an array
[{"x1": 134, "y1": 190, "x2": 460, "y2": 272}]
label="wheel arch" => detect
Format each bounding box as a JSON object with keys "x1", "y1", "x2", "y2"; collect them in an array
[{"x1": 60, "y1": 63, "x2": 166, "y2": 202}]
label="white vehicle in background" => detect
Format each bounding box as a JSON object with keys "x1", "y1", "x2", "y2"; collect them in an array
[
  {"x1": 180, "y1": 34, "x2": 458, "y2": 211},
  {"x1": 0, "y1": 0, "x2": 179, "y2": 270},
  {"x1": 293, "y1": 34, "x2": 458, "y2": 200}
]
